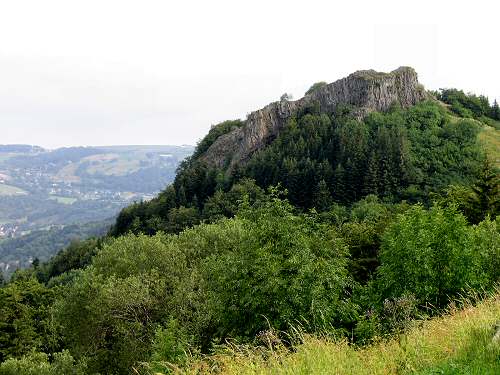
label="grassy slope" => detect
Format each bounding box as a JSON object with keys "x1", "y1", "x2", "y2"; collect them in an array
[
  {"x1": 479, "y1": 125, "x2": 500, "y2": 168},
  {"x1": 183, "y1": 293, "x2": 500, "y2": 375}
]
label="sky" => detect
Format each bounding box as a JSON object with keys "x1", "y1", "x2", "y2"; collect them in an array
[{"x1": 1, "y1": 0, "x2": 499, "y2": 149}]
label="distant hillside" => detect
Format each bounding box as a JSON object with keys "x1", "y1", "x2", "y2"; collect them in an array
[
  {"x1": 0, "y1": 144, "x2": 193, "y2": 274},
  {"x1": 0, "y1": 219, "x2": 112, "y2": 277}
]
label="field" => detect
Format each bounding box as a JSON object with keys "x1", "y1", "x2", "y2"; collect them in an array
[
  {"x1": 184, "y1": 292, "x2": 500, "y2": 375},
  {"x1": 84, "y1": 153, "x2": 141, "y2": 176},
  {"x1": 0, "y1": 183, "x2": 27, "y2": 196},
  {"x1": 48, "y1": 196, "x2": 77, "y2": 204}
]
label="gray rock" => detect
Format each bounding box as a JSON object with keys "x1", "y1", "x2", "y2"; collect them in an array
[{"x1": 200, "y1": 66, "x2": 428, "y2": 170}]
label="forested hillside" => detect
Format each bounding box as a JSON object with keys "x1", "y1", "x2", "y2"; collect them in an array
[
  {"x1": 111, "y1": 98, "x2": 492, "y2": 237},
  {"x1": 0, "y1": 220, "x2": 112, "y2": 276},
  {"x1": 0, "y1": 68, "x2": 498, "y2": 374}
]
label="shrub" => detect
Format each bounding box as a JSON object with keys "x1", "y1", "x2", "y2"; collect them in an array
[
  {"x1": 200, "y1": 198, "x2": 356, "y2": 339},
  {"x1": 0, "y1": 350, "x2": 86, "y2": 375},
  {"x1": 375, "y1": 205, "x2": 487, "y2": 308}
]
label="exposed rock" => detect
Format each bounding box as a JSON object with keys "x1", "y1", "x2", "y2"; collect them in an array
[{"x1": 201, "y1": 66, "x2": 428, "y2": 170}]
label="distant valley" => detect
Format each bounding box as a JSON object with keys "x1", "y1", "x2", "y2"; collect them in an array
[{"x1": 0, "y1": 144, "x2": 193, "y2": 275}]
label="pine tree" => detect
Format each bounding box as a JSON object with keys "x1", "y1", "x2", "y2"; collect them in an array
[
  {"x1": 312, "y1": 179, "x2": 333, "y2": 211},
  {"x1": 332, "y1": 164, "x2": 347, "y2": 204},
  {"x1": 468, "y1": 159, "x2": 499, "y2": 223},
  {"x1": 363, "y1": 152, "x2": 380, "y2": 196},
  {"x1": 177, "y1": 185, "x2": 187, "y2": 206},
  {"x1": 491, "y1": 99, "x2": 500, "y2": 120}
]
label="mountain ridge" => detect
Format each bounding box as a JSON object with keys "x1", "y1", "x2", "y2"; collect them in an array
[{"x1": 201, "y1": 66, "x2": 428, "y2": 170}]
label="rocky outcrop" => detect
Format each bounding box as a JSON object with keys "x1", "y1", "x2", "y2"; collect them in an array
[{"x1": 201, "y1": 66, "x2": 428, "y2": 170}]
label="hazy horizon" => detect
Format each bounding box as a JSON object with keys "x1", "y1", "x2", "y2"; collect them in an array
[
  {"x1": 2, "y1": 1, "x2": 499, "y2": 149},
  {"x1": 0, "y1": 142, "x2": 196, "y2": 150}
]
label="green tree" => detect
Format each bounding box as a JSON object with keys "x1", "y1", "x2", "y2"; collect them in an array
[
  {"x1": 375, "y1": 205, "x2": 485, "y2": 307},
  {"x1": 167, "y1": 206, "x2": 200, "y2": 233},
  {"x1": 0, "y1": 279, "x2": 57, "y2": 361},
  {"x1": 468, "y1": 159, "x2": 499, "y2": 223},
  {"x1": 0, "y1": 350, "x2": 86, "y2": 375},
  {"x1": 471, "y1": 216, "x2": 500, "y2": 286},
  {"x1": 202, "y1": 197, "x2": 355, "y2": 338},
  {"x1": 312, "y1": 179, "x2": 333, "y2": 211},
  {"x1": 491, "y1": 99, "x2": 500, "y2": 120},
  {"x1": 54, "y1": 234, "x2": 187, "y2": 374}
]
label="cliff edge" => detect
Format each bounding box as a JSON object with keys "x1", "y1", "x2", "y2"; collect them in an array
[{"x1": 201, "y1": 66, "x2": 427, "y2": 169}]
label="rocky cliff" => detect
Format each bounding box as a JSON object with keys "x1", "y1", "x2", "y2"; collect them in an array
[{"x1": 201, "y1": 66, "x2": 428, "y2": 170}]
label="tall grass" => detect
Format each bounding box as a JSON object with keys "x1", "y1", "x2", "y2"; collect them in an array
[{"x1": 176, "y1": 291, "x2": 500, "y2": 374}]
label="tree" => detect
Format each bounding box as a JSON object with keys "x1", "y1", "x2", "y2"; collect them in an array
[
  {"x1": 54, "y1": 233, "x2": 188, "y2": 374},
  {"x1": 280, "y1": 93, "x2": 293, "y2": 101},
  {"x1": 332, "y1": 164, "x2": 347, "y2": 204},
  {"x1": 375, "y1": 205, "x2": 485, "y2": 307},
  {"x1": 0, "y1": 350, "x2": 86, "y2": 375},
  {"x1": 312, "y1": 179, "x2": 333, "y2": 211},
  {"x1": 491, "y1": 99, "x2": 500, "y2": 120},
  {"x1": 202, "y1": 198, "x2": 355, "y2": 338},
  {"x1": 468, "y1": 159, "x2": 499, "y2": 223},
  {"x1": 305, "y1": 81, "x2": 327, "y2": 95},
  {"x1": 0, "y1": 279, "x2": 57, "y2": 361},
  {"x1": 363, "y1": 152, "x2": 380, "y2": 196},
  {"x1": 167, "y1": 206, "x2": 200, "y2": 233}
]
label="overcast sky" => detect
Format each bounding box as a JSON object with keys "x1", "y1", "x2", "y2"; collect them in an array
[{"x1": 1, "y1": 0, "x2": 499, "y2": 149}]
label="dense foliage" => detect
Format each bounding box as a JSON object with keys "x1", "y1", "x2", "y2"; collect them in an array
[
  {"x1": 111, "y1": 100, "x2": 485, "y2": 237},
  {"x1": 375, "y1": 205, "x2": 498, "y2": 307},
  {"x1": 436, "y1": 88, "x2": 498, "y2": 120}
]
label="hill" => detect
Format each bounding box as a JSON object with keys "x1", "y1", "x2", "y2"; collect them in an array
[{"x1": 111, "y1": 67, "x2": 497, "y2": 237}]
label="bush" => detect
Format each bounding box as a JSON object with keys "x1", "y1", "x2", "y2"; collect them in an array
[
  {"x1": 375, "y1": 205, "x2": 488, "y2": 308},
  {"x1": 200, "y1": 198, "x2": 356, "y2": 339},
  {"x1": 0, "y1": 350, "x2": 86, "y2": 375}
]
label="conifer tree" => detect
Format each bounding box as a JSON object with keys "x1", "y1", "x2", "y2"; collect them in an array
[
  {"x1": 491, "y1": 99, "x2": 500, "y2": 120},
  {"x1": 312, "y1": 179, "x2": 333, "y2": 211},
  {"x1": 333, "y1": 164, "x2": 347, "y2": 204},
  {"x1": 363, "y1": 152, "x2": 380, "y2": 196},
  {"x1": 468, "y1": 159, "x2": 499, "y2": 223},
  {"x1": 177, "y1": 185, "x2": 187, "y2": 206}
]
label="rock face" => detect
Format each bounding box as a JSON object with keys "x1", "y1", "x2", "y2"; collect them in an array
[{"x1": 201, "y1": 66, "x2": 427, "y2": 170}]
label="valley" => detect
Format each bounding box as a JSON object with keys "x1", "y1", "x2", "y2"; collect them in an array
[{"x1": 0, "y1": 144, "x2": 193, "y2": 275}]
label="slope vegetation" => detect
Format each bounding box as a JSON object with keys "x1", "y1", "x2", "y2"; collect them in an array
[{"x1": 185, "y1": 292, "x2": 500, "y2": 375}]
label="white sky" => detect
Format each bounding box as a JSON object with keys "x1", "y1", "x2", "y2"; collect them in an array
[{"x1": 1, "y1": 0, "x2": 499, "y2": 149}]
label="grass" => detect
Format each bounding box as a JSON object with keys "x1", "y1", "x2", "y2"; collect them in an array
[
  {"x1": 172, "y1": 292, "x2": 500, "y2": 375},
  {"x1": 48, "y1": 195, "x2": 77, "y2": 204},
  {"x1": 479, "y1": 125, "x2": 500, "y2": 168},
  {"x1": 0, "y1": 183, "x2": 27, "y2": 196}
]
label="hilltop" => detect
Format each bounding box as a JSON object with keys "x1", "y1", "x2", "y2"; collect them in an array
[{"x1": 201, "y1": 67, "x2": 427, "y2": 170}]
